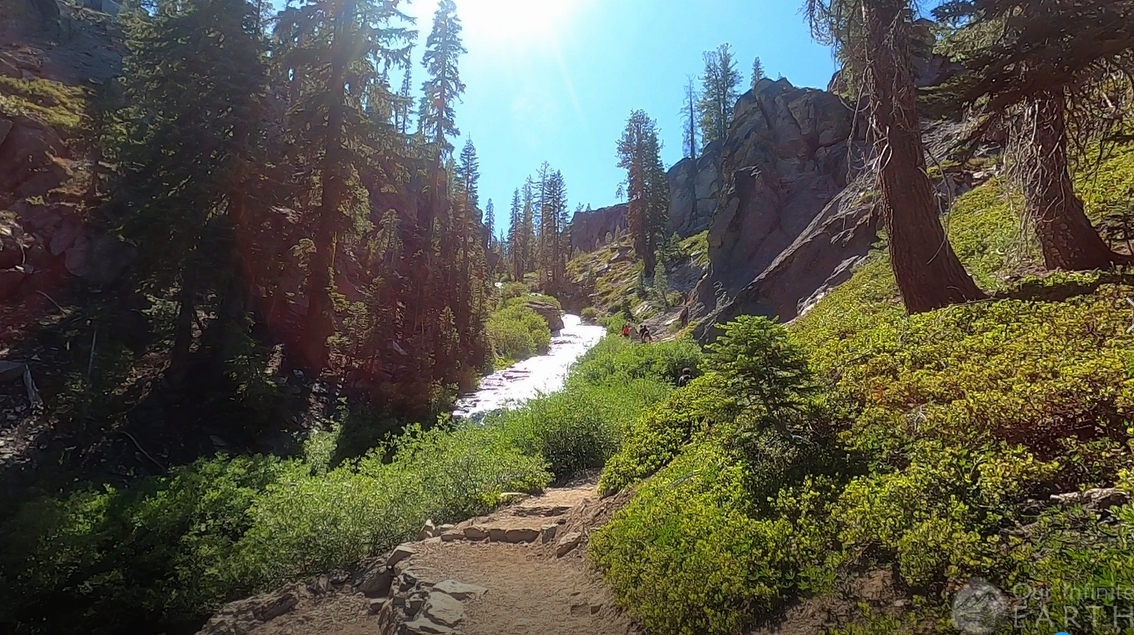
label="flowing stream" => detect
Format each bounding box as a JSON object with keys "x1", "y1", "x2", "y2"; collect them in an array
[{"x1": 452, "y1": 314, "x2": 606, "y2": 419}]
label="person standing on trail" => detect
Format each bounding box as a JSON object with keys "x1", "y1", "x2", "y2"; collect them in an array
[
  {"x1": 677, "y1": 368, "x2": 693, "y2": 387},
  {"x1": 638, "y1": 324, "x2": 652, "y2": 343},
  {"x1": 621, "y1": 323, "x2": 632, "y2": 338}
]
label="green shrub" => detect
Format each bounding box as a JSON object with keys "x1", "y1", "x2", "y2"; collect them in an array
[
  {"x1": 599, "y1": 373, "x2": 737, "y2": 495},
  {"x1": 0, "y1": 426, "x2": 550, "y2": 635},
  {"x1": 0, "y1": 456, "x2": 291, "y2": 635},
  {"x1": 580, "y1": 306, "x2": 597, "y2": 322},
  {"x1": 591, "y1": 440, "x2": 798, "y2": 634},
  {"x1": 486, "y1": 304, "x2": 551, "y2": 362},
  {"x1": 236, "y1": 424, "x2": 549, "y2": 580},
  {"x1": 569, "y1": 336, "x2": 702, "y2": 387},
  {"x1": 499, "y1": 281, "x2": 532, "y2": 303}
]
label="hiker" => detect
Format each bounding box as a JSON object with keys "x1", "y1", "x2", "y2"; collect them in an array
[
  {"x1": 677, "y1": 367, "x2": 693, "y2": 387},
  {"x1": 621, "y1": 323, "x2": 632, "y2": 338},
  {"x1": 638, "y1": 324, "x2": 652, "y2": 343}
]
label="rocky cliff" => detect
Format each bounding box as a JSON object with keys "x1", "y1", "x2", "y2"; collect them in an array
[
  {"x1": 687, "y1": 77, "x2": 876, "y2": 337},
  {"x1": 568, "y1": 203, "x2": 627, "y2": 253},
  {"x1": 666, "y1": 141, "x2": 721, "y2": 238}
]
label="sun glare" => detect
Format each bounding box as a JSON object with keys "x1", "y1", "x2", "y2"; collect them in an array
[{"x1": 456, "y1": 0, "x2": 579, "y2": 41}]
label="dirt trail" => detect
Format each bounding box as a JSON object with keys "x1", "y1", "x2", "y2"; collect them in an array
[{"x1": 240, "y1": 479, "x2": 640, "y2": 635}]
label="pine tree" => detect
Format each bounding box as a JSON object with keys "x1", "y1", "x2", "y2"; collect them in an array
[
  {"x1": 805, "y1": 0, "x2": 986, "y2": 313},
  {"x1": 681, "y1": 77, "x2": 699, "y2": 159},
  {"x1": 421, "y1": 0, "x2": 467, "y2": 159},
  {"x1": 118, "y1": 0, "x2": 269, "y2": 387},
  {"x1": 932, "y1": 0, "x2": 1134, "y2": 271},
  {"x1": 698, "y1": 43, "x2": 742, "y2": 146},
  {"x1": 396, "y1": 66, "x2": 413, "y2": 135},
  {"x1": 617, "y1": 110, "x2": 670, "y2": 276},
  {"x1": 508, "y1": 188, "x2": 523, "y2": 279},
  {"x1": 484, "y1": 198, "x2": 494, "y2": 251},
  {"x1": 275, "y1": 0, "x2": 414, "y2": 368},
  {"x1": 751, "y1": 56, "x2": 765, "y2": 88},
  {"x1": 521, "y1": 177, "x2": 536, "y2": 280}
]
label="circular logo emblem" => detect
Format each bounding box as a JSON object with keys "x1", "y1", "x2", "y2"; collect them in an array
[{"x1": 952, "y1": 578, "x2": 1008, "y2": 635}]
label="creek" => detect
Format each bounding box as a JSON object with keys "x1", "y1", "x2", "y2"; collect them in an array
[{"x1": 451, "y1": 314, "x2": 606, "y2": 419}]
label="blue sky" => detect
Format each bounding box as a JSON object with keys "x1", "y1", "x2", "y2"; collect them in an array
[{"x1": 400, "y1": 0, "x2": 842, "y2": 233}]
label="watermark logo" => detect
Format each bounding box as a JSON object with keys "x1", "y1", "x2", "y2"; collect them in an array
[{"x1": 952, "y1": 578, "x2": 1009, "y2": 634}]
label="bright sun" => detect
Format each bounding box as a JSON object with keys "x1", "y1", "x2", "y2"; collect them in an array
[{"x1": 456, "y1": 0, "x2": 578, "y2": 40}]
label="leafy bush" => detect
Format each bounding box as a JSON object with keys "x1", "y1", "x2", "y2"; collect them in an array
[
  {"x1": 483, "y1": 335, "x2": 678, "y2": 480},
  {"x1": 569, "y1": 336, "x2": 702, "y2": 387},
  {"x1": 591, "y1": 440, "x2": 799, "y2": 635},
  {"x1": 0, "y1": 426, "x2": 550, "y2": 635},
  {"x1": 499, "y1": 281, "x2": 533, "y2": 304},
  {"x1": 487, "y1": 379, "x2": 668, "y2": 479},
  {"x1": 599, "y1": 373, "x2": 737, "y2": 495},
  {"x1": 486, "y1": 304, "x2": 551, "y2": 362},
  {"x1": 580, "y1": 306, "x2": 597, "y2": 322}
]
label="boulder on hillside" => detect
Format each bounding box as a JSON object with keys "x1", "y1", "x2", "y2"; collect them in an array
[{"x1": 524, "y1": 299, "x2": 564, "y2": 332}]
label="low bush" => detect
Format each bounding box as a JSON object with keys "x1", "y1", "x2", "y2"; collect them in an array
[
  {"x1": 591, "y1": 440, "x2": 801, "y2": 635},
  {"x1": 599, "y1": 373, "x2": 736, "y2": 495},
  {"x1": 0, "y1": 427, "x2": 550, "y2": 635},
  {"x1": 569, "y1": 335, "x2": 702, "y2": 387},
  {"x1": 485, "y1": 304, "x2": 551, "y2": 363},
  {"x1": 487, "y1": 379, "x2": 669, "y2": 480},
  {"x1": 580, "y1": 306, "x2": 597, "y2": 322},
  {"x1": 499, "y1": 281, "x2": 533, "y2": 304}
]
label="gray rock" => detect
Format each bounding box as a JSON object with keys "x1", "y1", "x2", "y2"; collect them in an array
[
  {"x1": 417, "y1": 520, "x2": 436, "y2": 541},
  {"x1": 195, "y1": 584, "x2": 302, "y2": 635},
  {"x1": 504, "y1": 528, "x2": 540, "y2": 544},
  {"x1": 541, "y1": 524, "x2": 558, "y2": 544},
  {"x1": 368, "y1": 598, "x2": 389, "y2": 614},
  {"x1": 555, "y1": 531, "x2": 583, "y2": 557},
  {"x1": 404, "y1": 618, "x2": 454, "y2": 635},
  {"x1": 568, "y1": 203, "x2": 628, "y2": 253},
  {"x1": 667, "y1": 141, "x2": 722, "y2": 238},
  {"x1": 1050, "y1": 488, "x2": 1130, "y2": 512},
  {"x1": 357, "y1": 565, "x2": 394, "y2": 597},
  {"x1": 0, "y1": 361, "x2": 27, "y2": 383},
  {"x1": 423, "y1": 592, "x2": 465, "y2": 627},
  {"x1": 387, "y1": 544, "x2": 416, "y2": 568},
  {"x1": 689, "y1": 78, "x2": 877, "y2": 338},
  {"x1": 523, "y1": 300, "x2": 564, "y2": 332},
  {"x1": 463, "y1": 526, "x2": 489, "y2": 540},
  {"x1": 432, "y1": 579, "x2": 487, "y2": 601}
]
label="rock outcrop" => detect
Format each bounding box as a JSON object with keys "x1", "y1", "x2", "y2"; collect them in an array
[
  {"x1": 568, "y1": 203, "x2": 627, "y2": 254},
  {"x1": 688, "y1": 77, "x2": 875, "y2": 337},
  {"x1": 523, "y1": 299, "x2": 564, "y2": 332},
  {"x1": 666, "y1": 140, "x2": 721, "y2": 238}
]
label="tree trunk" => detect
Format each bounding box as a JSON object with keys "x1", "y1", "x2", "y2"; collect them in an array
[
  {"x1": 169, "y1": 263, "x2": 197, "y2": 389},
  {"x1": 865, "y1": 0, "x2": 986, "y2": 314},
  {"x1": 1019, "y1": 89, "x2": 1126, "y2": 271},
  {"x1": 300, "y1": 15, "x2": 350, "y2": 370}
]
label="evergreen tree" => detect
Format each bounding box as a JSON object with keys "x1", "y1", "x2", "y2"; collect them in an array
[
  {"x1": 507, "y1": 188, "x2": 523, "y2": 279},
  {"x1": 117, "y1": 0, "x2": 269, "y2": 387},
  {"x1": 396, "y1": 66, "x2": 413, "y2": 135},
  {"x1": 698, "y1": 43, "x2": 741, "y2": 146},
  {"x1": 275, "y1": 0, "x2": 414, "y2": 367},
  {"x1": 484, "y1": 198, "x2": 494, "y2": 251},
  {"x1": 421, "y1": 0, "x2": 466, "y2": 159},
  {"x1": 681, "y1": 77, "x2": 699, "y2": 159},
  {"x1": 616, "y1": 110, "x2": 670, "y2": 275},
  {"x1": 751, "y1": 56, "x2": 765, "y2": 88},
  {"x1": 932, "y1": 0, "x2": 1134, "y2": 271},
  {"x1": 521, "y1": 177, "x2": 536, "y2": 279},
  {"x1": 805, "y1": 0, "x2": 986, "y2": 313}
]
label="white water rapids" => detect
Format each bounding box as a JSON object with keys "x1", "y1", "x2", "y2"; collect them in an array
[{"x1": 451, "y1": 314, "x2": 606, "y2": 419}]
